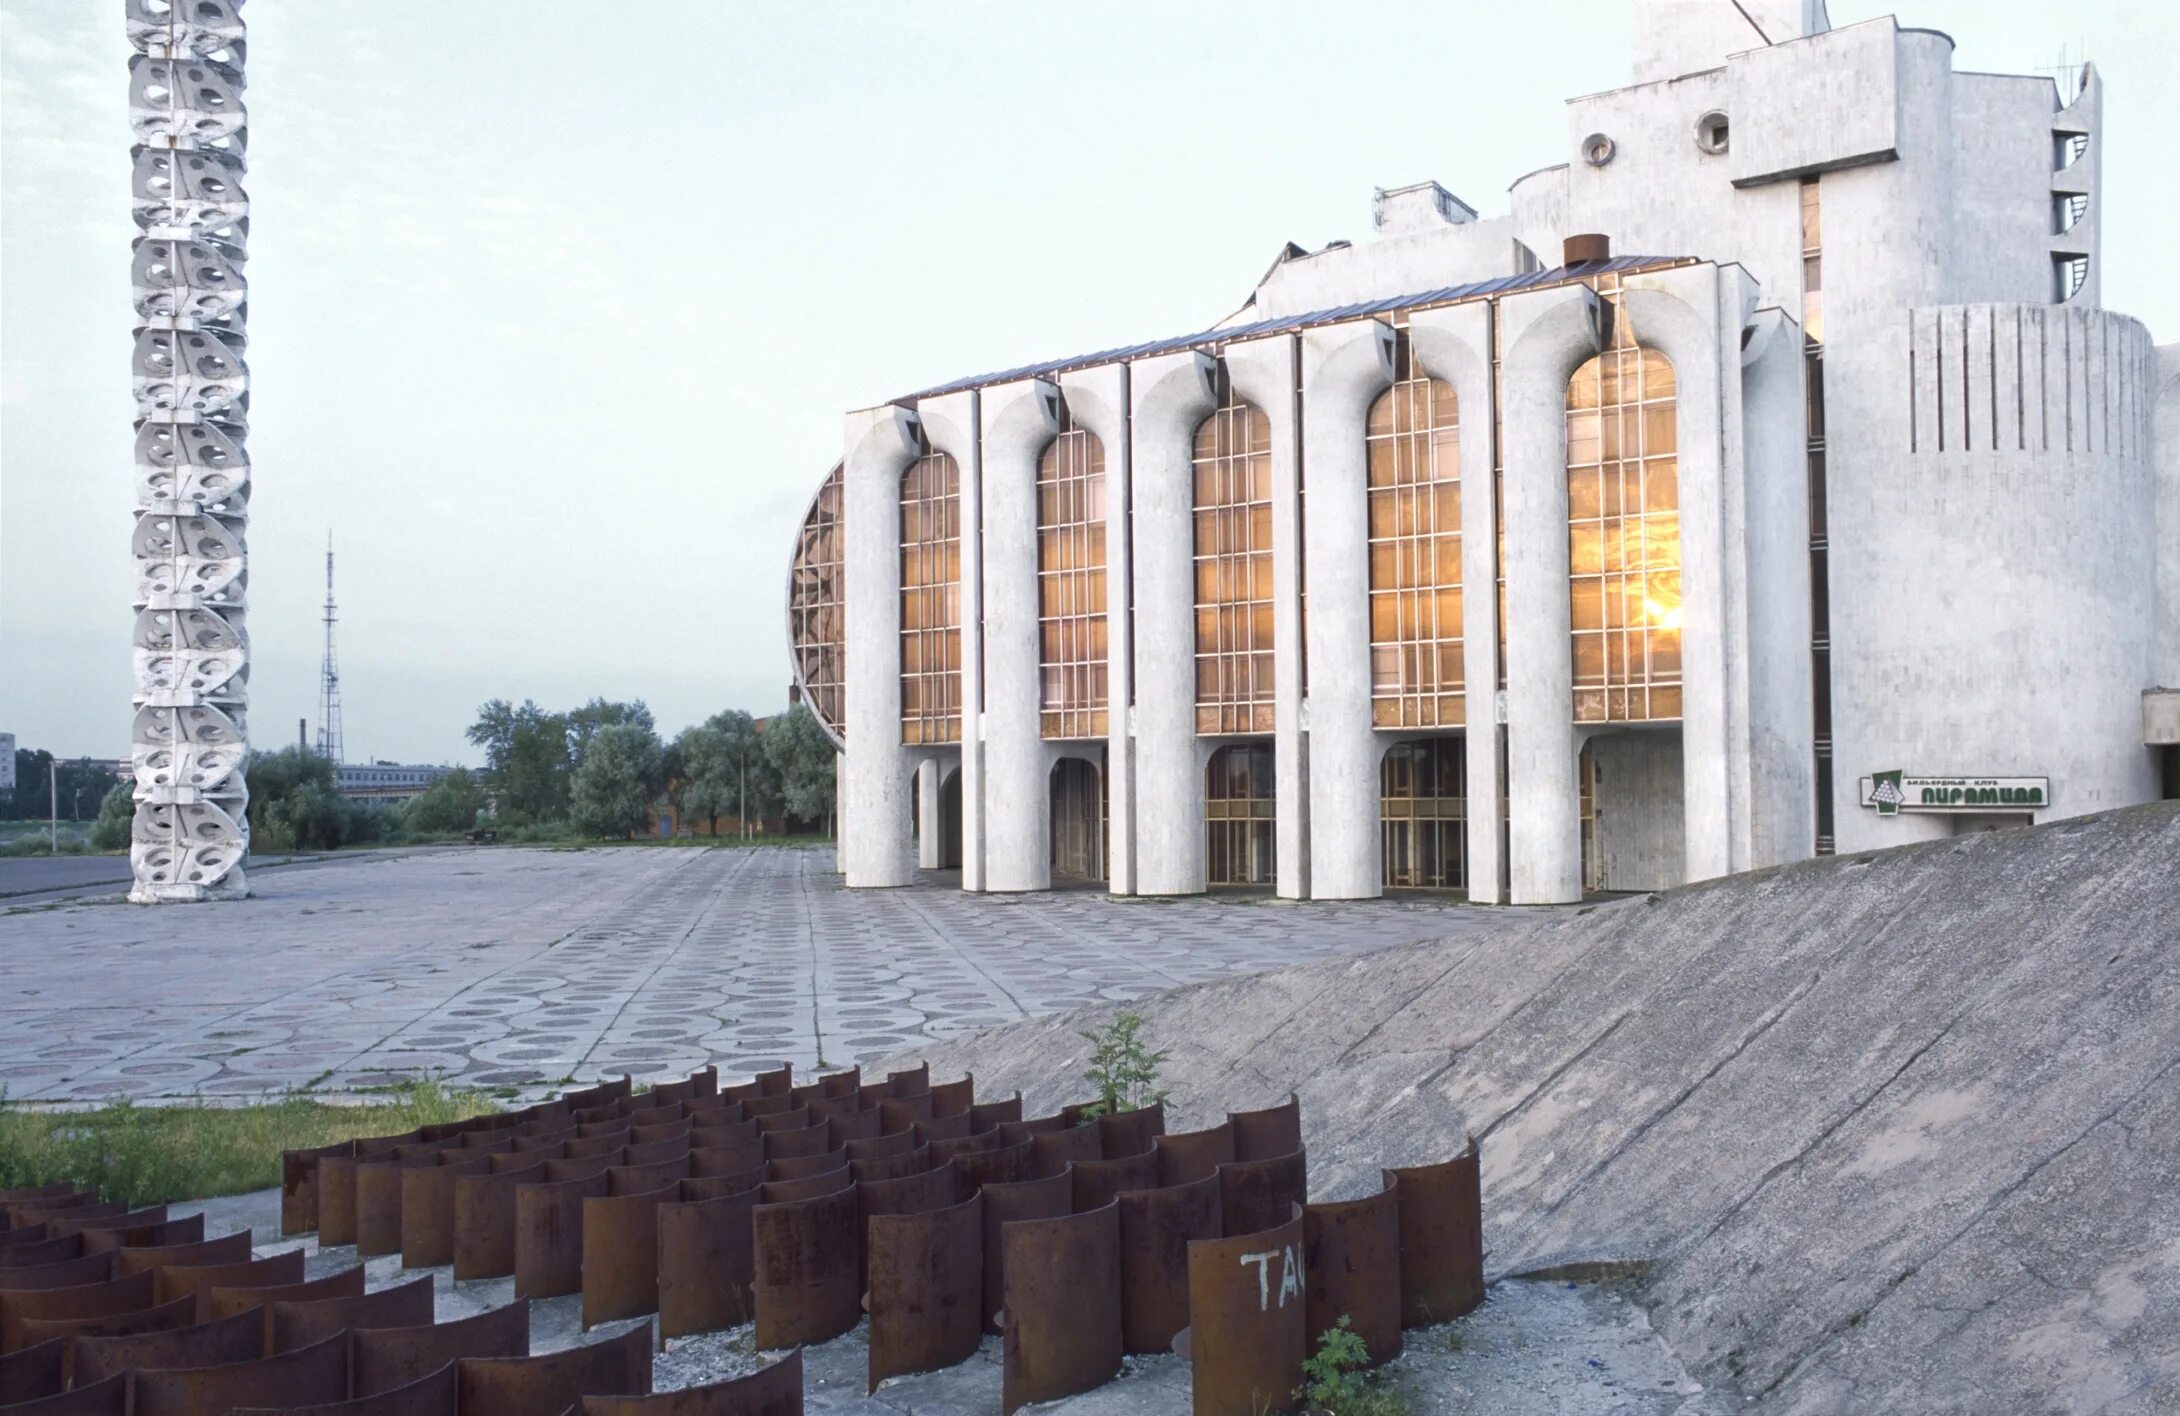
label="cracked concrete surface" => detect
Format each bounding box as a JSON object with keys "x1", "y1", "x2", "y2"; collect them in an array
[{"x1": 883, "y1": 802, "x2": 2180, "y2": 1412}]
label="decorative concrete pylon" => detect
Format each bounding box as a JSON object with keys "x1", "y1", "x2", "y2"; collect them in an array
[{"x1": 125, "y1": 0, "x2": 252, "y2": 902}]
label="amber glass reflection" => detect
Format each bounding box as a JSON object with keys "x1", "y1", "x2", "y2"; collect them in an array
[
  {"x1": 1205, "y1": 742, "x2": 1275, "y2": 886},
  {"x1": 788, "y1": 462, "x2": 846, "y2": 743},
  {"x1": 1192, "y1": 378, "x2": 1274, "y2": 735},
  {"x1": 900, "y1": 450, "x2": 962, "y2": 745},
  {"x1": 1380, "y1": 738, "x2": 1466, "y2": 889},
  {"x1": 1038, "y1": 416, "x2": 1108, "y2": 739},
  {"x1": 1567, "y1": 330, "x2": 1680, "y2": 723},
  {"x1": 1367, "y1": 333, "x2": 1463, "y2": 729}
]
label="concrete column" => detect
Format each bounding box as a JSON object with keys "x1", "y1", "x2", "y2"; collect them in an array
[
  {"x1": 841, "y1": 403, "x2": 923, "y2": 887},
  {"x1": 1059, "y1": 364, "x2": 1136, "y2": 894},
  {"x1": 1298, "y1": 321, "x2": 1395, "y2": 900},
  {"x1": 914, "y1": 756, "x2": 944, "y2": 869},
  {"x1": 979, "y1": 380, "x2": 1063, "y2": 892},
  {"x1": 1128, "y1": 351, "x2": 1219, "y2": 895},
  {"x1": 1226, "y1": 337, "x2": 1308, "y2": 900},
  {"x1": 918, "y1": 392, "x2": 984, "y2": 890},
  {"x1": 831, "y1": 751, "x2": 846, "y2": 871},
  {"x1": 1498, "y1": 286, "x2": 1608, "y2": 904},
  {"x1": 1729, "y1": 298, "x2": 1816, "y2": 870},
  {"x1": 1408, "y1": 303, "x2": 1503, "y2": 902},
  {"x1": 1623, "y1": 272, "x2": 1732, "y2": 884}
]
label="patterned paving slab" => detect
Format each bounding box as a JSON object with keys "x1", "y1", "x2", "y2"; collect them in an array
[{"x1": 0, "y1": 845, "x2": 1551, "y2": 1101}]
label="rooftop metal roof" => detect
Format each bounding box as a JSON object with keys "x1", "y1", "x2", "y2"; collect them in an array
[{"x1": 904, "y1": 254, "x2": 1692, "y2": 401}]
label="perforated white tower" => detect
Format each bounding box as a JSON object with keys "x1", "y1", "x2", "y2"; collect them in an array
[{"x1": 126, "y1": 0, "x2": 252, "y2": 903}]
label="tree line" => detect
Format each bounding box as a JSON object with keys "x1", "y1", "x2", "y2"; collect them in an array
[
  {"x1": 457, "y1": 697, "x2": 836, "y2": 841},
  {"x1": 6, "y1": 701, "x2": 839, "y2": 856}
]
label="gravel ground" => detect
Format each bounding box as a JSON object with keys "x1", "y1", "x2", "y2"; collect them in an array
[{"x1": 178, "y1": 1186, "x2": 1716, "y2": 1414}]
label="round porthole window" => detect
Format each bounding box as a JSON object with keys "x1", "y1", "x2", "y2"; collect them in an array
[
  {"x1": 1581, "y1": 132, "x2": 1616, "y2": 168},
  {"x1": 1695, "y1": 111, "x2": 1730, "y2": 154}
]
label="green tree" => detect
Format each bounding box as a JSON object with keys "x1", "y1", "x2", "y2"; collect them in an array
[
  {"x1": 569, "y1": 722, "x2": 665, "y2": 839},
  {"x1": 763, "y1": 705, "x2": 838, "y2": 832},
  {"x1": 466, "y1": 699, "x2": 571, "y2": 821},
  {"x1": 674, "y1": 711, "x2": 783, "y2": 837},
  {"x1": 4, "y1": 750, "x2": 121, "y2": 823},
  {"x1": 397, "y1": 768, "x2": 484, "y2": 836},
  {"x1": 244, "y1": 748, "x2": 382, "y2": 852},
  {"x1": 88, "y1": 782, "x2": 135, "y2": 852},
  {"x1": 566, "y1": 698, "x2": 654, "y2": 768},
  {"x1": 670, "y1": 723, "x2": 733, "y2": 837}
]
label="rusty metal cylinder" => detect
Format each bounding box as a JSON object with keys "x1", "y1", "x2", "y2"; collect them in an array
[
  {"x1": 751, "y1": 1181, "x2": 861, "y2": 1349},
  {"x1": 867, "y1": 1192, "x2": 984, "y2": 1393},
  {"x1": 1384, "y1": 1139, "x2": 1484, "y2": 1325},
  {"x1": 1001, "y1": 1200, "x2": 1123, "y2": 1414},
  {"x1": 1185, "y1": 1206, "x2": 1308, "y2": 1416}
]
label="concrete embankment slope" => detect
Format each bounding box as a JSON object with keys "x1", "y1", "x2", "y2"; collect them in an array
[{"x1": 888, "y1": 801, "x2": 2180, "y2": 1412}]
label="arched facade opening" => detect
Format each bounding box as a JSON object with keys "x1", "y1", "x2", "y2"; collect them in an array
[
  {"x1": 1038, "y1": 413, "x2": 1108, "y2": 739},
  {"x1": 1205, "y1": 743, "x2": 1275, "y2": 886},
  {"x1": 900, "y1": 449, "x2": 962, "y2": 745},
  {"x1": 1192, "y1": 376, "x2": 1275, "y2": 735},
  {"x1": 1380, "y1": 738, "x2": 1466, "y2": 890},
  {"x1": 787, "y1": 462, "x2": 846, "y2": 746},
  {"x1": 1567, "y1": 333, "x2": 1680, "y2": 724},
  {"x1": 938, "y1": 765, "x2": 963, "y2": 870},
  {"x1": 909, "y1": 761, "x2": 965, "y2": 871},
  {"x1": 1367, "y1": 333, "x2": 1464, "y2": 728},
  {"x1": 1578, "y1": 734, "x2": 1686, "y2": 894},
  {"x1": 1049, "y1": 754, "x2": 1107, "y2": 882}
]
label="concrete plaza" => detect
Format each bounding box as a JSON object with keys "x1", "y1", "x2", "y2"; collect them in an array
[{"x1": 0, "y1": 844, "x2": 1547, "y2": 1103}]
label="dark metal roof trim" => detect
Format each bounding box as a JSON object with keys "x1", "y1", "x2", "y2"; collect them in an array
[{"x1": 903, "y1": 254, "x2": 1696, "y2": 401}]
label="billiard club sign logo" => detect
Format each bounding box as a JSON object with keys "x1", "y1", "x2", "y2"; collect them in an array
[{"x1": 1859, "y1": 771, "x2": 2050, "y2": 815}]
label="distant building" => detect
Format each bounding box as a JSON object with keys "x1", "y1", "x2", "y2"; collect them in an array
[{"x1": 337, "y1": 761, "x2": 457, "y2": 805}]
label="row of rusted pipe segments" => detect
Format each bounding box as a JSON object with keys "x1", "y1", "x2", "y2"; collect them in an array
[
  {"x1": 0, "y1": 1060, "x2": 1482, "y2": 1416},
  {"x1": 296, "y1": 1062, "x2": 1479, "y2": 1414}
]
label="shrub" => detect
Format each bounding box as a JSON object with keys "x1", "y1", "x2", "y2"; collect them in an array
[
  {"x1": 1078, "y1": 1012, "x2": 1170, "y2": 1121},
  {"x1": 1298, "y1": 1316, "x2": 1408, "y2": 1416},
  {"x1": 88, "y1": 782, "x2": 135, "y2": 852}
]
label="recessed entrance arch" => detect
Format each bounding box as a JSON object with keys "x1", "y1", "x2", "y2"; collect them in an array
[
  {"x1": 938, "y1": 766, "x2": 963, "y2": 870},
  {"x1": 1049, "y1": 754, "x2": 1107, "y2": 882},
  {"x1": 911, "y1": 763, "x2": 964, "y2": 872},
  {"x1": 1380, "y1": 738, "x2": 1466, "y2": 890},
  {"x1": 1205, "y1": 743, "x2": 1275, "y2": 887},
  {"x1": 1578, "y1": 732, "x2": 1684, "y2": 893}
]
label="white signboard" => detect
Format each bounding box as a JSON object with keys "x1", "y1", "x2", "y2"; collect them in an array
[
  {"x1": 1858, "y1": 772, "x2": 2049, "y2": 815},
  {"x1": 0, "y1": 733, "x2": 13, "y2": 792}
]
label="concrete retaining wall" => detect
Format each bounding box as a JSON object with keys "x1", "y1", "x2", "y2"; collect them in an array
[{"x1": 885, "y1": 800, "x2": 2180, "y2": 1411}]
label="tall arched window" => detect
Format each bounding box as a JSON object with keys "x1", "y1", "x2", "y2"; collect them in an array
[
  {"x1": 900, "y1": 449, "x2": 962, "y2": 745},
  {"x1": 1038, "y1": 414, "x2": 1107, "y2": 739},
  {"x1": 1567, "y1": 334, "x2": 1679, "y2": 722},
  {"x1": 1367, "y1": 332, "x2": 1463, "y2": 728},
  {"x1": 1192, "y1": 375, "x2": 1274, "y2": 735}
]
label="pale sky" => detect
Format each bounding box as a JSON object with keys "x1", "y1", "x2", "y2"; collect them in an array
[{"x1": 3, "y1": 1, "x2": 2173, "y2": 764}]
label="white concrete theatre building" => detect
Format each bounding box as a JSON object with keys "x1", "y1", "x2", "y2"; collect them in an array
[{"x1": 785, "y1": 0, "x2": 2180, "y2": 905}]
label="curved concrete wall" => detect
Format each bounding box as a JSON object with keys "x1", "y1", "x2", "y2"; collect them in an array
[{"x1": 1834, "y1": 303, "x2": 2158, "y2": 849}]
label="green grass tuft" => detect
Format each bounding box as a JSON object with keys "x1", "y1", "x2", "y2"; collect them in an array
[{"x1": 0, "y1": 1078, "x2": 496, "y2": 1206}]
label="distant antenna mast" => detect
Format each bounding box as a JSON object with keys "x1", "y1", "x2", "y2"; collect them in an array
[{"x1": 316, "y1": 531, "x2": 344, "y2": 764}]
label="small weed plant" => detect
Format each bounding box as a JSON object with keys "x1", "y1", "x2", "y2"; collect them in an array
[
  {"x1": 1077, "y1": 1011, "x2": 1170, "y2": 1121},
  {"x1": 1298, "y1": 1316, "x2": 1408, "y2": 1416}
]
